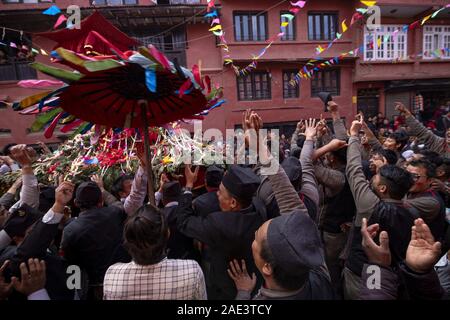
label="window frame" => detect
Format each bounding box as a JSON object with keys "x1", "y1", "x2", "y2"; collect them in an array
[
  {"x1": 307, "y1": 11, "x2": 338, "y2": 41},
  {"x1": 282, "y1": 70, "x2": 300, "y2": 99},
  {"x1": 364, "y1": 25, "x2": 408, "y2": 61},
  {"x1": 233, "y1": 11, "x2": 268, "y2": 42},
  {"x1": 310, "y1": 69, "x2": 340, "y2": 97},
  {"x1": 280, "y1": 11, "x2": 296, "y2": 41},
  {"x1": 422, "y1": 25, "x2": 450, "y2": 60},
  {"x1": 236, "y1": 71, "x2": 271, "y2": 101}
]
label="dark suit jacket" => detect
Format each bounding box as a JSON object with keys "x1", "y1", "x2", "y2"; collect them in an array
[
  {"x1": 162, "y1": 205, "x2": 197, "y2": 260},
  {"x1": 176, "y1": 192, "x2": 266, "y2": 300},
  {"x1": 192, "y1": 191, "x2": 221, "y2": 218},
  {"x1": 61, "y1": 206, "x2": 125, "y2": 285}
]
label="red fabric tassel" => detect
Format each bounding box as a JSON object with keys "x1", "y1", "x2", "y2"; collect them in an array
[
  {"x1": 44, "y1": 112, "x2": 64, "y2": 138},
  {"x1": 61, "y1": 119, "x2": 84, "y2": 133}
]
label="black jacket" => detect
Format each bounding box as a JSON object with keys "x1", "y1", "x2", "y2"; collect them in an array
[
  {"x1": 61, "y1": 206, "x2": 125, "y2": 285},
  {"x1": 176, "y1": 192, "x2": 266, "y2": 300},
  {"x1": 192, "y1": 191, "x2": 221, "y2": 218},
  {"x1": 346, "y1": 201, "x2": 415, "y2": 277},
  {"x1": 162, "y1": 205, "x2": 198, "y2": 260}
]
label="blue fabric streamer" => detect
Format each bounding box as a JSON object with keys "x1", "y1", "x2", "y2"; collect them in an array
[
  {"x1": 204, "y1": 10, "x2": 218, "y2": 18},
  {"x1": 38, "y1": 87, "x2": 66, "y2": 111},
  {"x1": 42, "y1": 5, "x2": 61, "y2": 16},
  {"x1": 145, "y1": 69, "x2": 157, "y2": 93}
]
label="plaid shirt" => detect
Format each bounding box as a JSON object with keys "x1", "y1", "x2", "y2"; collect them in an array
[{"x1": 103, "y1": 258, "x2": 207, "y2": 300}]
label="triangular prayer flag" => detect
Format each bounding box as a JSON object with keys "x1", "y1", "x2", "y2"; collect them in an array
[
  {"x1": 377, "y1": 38, "x2": 382, "y2": 47},
  {"x1": 281, "y1": 13, "x2": 295, "y2": 21},
  {"x1": 421, "y1": 14, "x2": 432, "y2": 25},
  {"x1": 32, "y1": 48, "x2": 39, "y2": 54},
  {"x1": 211, "y1": 18, "x2": 220, "y2": 25},
  {"x1": 356, "y1": 8, "x2": 368, "y2": 14},
  {"x1": 431, "y1": 8, "x2": 445, "y2": 19},
  {"x1": 341, "y1": 20, "x2": 348, "y2": 33},
  {"x1": 361, "y1": 1, "x2": 376, "y2": 7},
  {"x1": 40, "y1": 48, "x2": 48, "y2": 55},
  {"x1": 281, "y1": 21, "x2": 289, "y2": 27},
  {"x1": 402, "y1": 25, "x2": 409, "y2": 32},
  {"x1": 349, "y1": 51, "x2": 354, "y2": 55},
  {"x1": 289, "y1": 7, "x2": 300, "y2": 14},
  {"x1": 10, "y1": 42, "x2": 17, "y2": 48},
  {"x1": 204, "y1": 10, "x2": 218, "y2": 18},
  {"x1": 336, "y1": 32, "x2": 342, "y2": 39},
  {"x1": 290, "y1": 1, "x2": 306, "y2": 8},
  {"x1": 42, "y1": 5, "x2": 61, "y2": 16},
  {"x1": 213, "y1": 30, "x2": 223, "y2": 37},
  {"x1": 53, "y1": 14, "x2": 67, "y2": 29},
  {"x1": 409, "y1": 21, "x2": 419, "y2": 30},
  {"x1": 209, "y1": 24, "x2": 222, "y2": 32}
]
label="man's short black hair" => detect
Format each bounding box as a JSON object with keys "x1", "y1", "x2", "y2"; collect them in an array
[
  {"x1": 331, "y1": 146, "x2": 347, "y2": 164},
  {"x1": 418, "y1": 150, "x2": 443, "y2": 167},
  {"x1": 379, "y1": 165, "x2": 414, "y2": 200},
  {"x1": 437, "y1": 158, "x2": 450, "y2": 179},
  {"x1": 111, "y1": 174, "x2": 134, "y2": 199},
  {"x1": 260, "y1": 238, "x2": 308, "y2": 291},
  {"x1": 374, "y1": 149, "x2": 398, "y2": 165},
  {"x1": 2, "y1": 143, "x2": 17, "y2": 156},
  {"x1": 388, "y1": 131, "x2": 408, "y2": 150},
  {"x1": 124, "y1": 204, "x2": 168, "y2": 266},
  {"x1": 408, "y1": 159, "x2": 436, "y2": 179}
]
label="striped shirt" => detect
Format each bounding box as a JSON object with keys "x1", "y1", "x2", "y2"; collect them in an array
[{"x1": 103, "y1": 258, "x2": 207, "y2": 300}]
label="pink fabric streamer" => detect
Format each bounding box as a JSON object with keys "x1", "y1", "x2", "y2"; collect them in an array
[
  {"x1": 54, "y1": 14, "x2": 67, "y2": 29},
  {"x1": 61, "y1": 119, "x2": 84, "y2": 133},
  {"x1": 18, "y1": 80, "x2": 64, "y2": 88},
  {"x1": 290, "y1": 1, "x2": 306, "y2": 8}
]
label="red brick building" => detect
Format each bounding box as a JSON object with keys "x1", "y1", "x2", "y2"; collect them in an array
[{"x1": 0, "y1": 0, "x2": 449, "y2": 147}]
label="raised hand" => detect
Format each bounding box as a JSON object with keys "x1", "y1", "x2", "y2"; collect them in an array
[
  {"x1": 350, "y1": 120, "x2": 363, "y2": 137},
  {"x1": 304, "y1": 118, "x2": 318, "y2": 140},
  {"x1": 11, "y1": 258, "x2": 46, "y2": 297},
  {"x1": 361, "y1": 218, "x2": 391, "y2": 268},
  {"x1": 0, "y1": 260, "x2": 12, "y2": 300},
  {"x1": 395, "y1": 102, "x2": 412, "y2": 117},
  {"x1": 9, "y1": 144, "x2": 37, "y2": 168},
  {"x1": 227, "y1": 259, "x2": 256, "y2": 293},
  {"x1": 184, "y1": 164, "x2": 199, "y2": 189},
  {"x1": 327, "y1": 139, "x2": 348, "y2": 152},
  {"x1": 91, "y1": 174, "x2": 104, "y2": 191},
  {"x1": 53, "y1": 181, "x2": 75, "y2": 213},
  {"x1": 406, "y1": 218, "x2": 441, "y2": 273}
]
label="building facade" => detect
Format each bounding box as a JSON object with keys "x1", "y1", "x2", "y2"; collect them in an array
[{"x1": 0, "y1": 0, "x2": 449, "y2": 147}]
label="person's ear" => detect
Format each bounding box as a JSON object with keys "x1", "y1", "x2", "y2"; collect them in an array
[
  {"x1": 262, "y1": 262, "x2": 273, "y2": 277},
  {"x1": 378, "y1": 184, "x2": 387, "y2": 194},
  {"x1": 436, "y1": 168, "x2": 445, "y2": 178},
  {"x1": 230, "y1": 198, "x2": 238, "y2": 210}
]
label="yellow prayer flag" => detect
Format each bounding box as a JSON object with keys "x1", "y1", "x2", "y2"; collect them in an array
[
  {"x1": 377, "y1": 38, "x2": 382, "y2": 47},
  {"x1": 40, "y1": 48, "x2": 48, "y2": 56},
  {"x1": 281, "y1": 21, "x2": 289, "y2": 27},
  {"x1": 208, "y1": 24, "x2": 222, "y2": 32},
  {"x1": 341, "y1": 20, "x2": 348, "y2": 33},
  {"x1": 421, "y1": 14, "x2": 432, "y2": 25},
  {"x1": 361, "y1": 0, "x2": 376, "y2": 7}
]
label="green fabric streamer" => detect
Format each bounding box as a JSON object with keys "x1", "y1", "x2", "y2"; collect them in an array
[
  {"x1": 31, "y1": 62, "x2": 84, "y2": 82},
  {"x1": 31, "y1": 107, "x2": 62, "y2": 132}
]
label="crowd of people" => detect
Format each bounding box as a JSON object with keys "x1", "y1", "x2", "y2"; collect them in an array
[{"x1": 0, "y1": 101, "x2": 449, "y2": 300}]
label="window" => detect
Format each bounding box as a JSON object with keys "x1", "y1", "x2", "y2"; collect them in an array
[
  {"x1": 283, "y1": 70, "x2": 299, "y2": 99},
  {"x1": 308, "y1": 12, "x2": 337, "y2": 41},
  {"x1": 364, "y1": 25, "x2": 407, "y2": 61},
  {"x1": 423, "y1": 26, "x2": 450, "y2": 59},
  {"x1": 237, "y1": 71, "x2": 271, "y2": 101},
  {"x1": 280, "y1": 12, "x2": 296, "y2": 41},
  {"x1": 234, "y1": 12, "x2": 267, "y2": 42},
  {"x1": 311, "y1": 69, "x2": 340, "y2": 97},
  {"x1": 0, "y1": 32, "x2": 37, "y2": 81}
]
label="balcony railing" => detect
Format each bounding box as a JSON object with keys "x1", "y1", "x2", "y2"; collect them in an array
[{"x1": 0, "y1": 61, "x2": 37, "y2": 81}]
